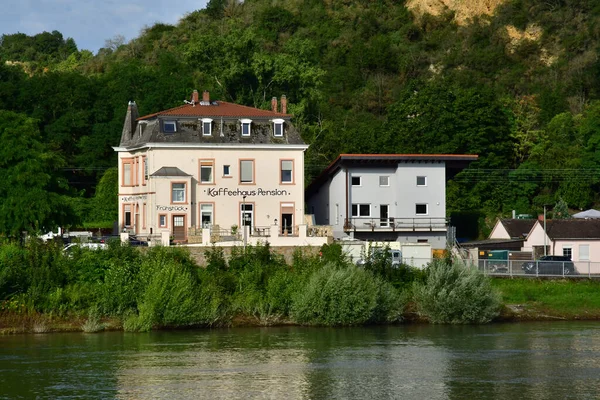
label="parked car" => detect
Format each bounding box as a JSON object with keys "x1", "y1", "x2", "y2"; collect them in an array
[
  {"x1": 128, "y1": 236, "x2": 149, "y2": 247},
  {"x1": 521, "y1": 255, "x2": 576, "y2": 275},
  {"x1": 63, "y1": 243, "x2": 108, "y2": 257}
]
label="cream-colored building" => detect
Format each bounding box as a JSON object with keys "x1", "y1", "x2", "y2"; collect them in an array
[{"x1": 114, "y1": 90, "x2": 309, "y2": 243}]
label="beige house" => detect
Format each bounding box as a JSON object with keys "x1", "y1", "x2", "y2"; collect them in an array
[{"x1": 114, "y1": 90, "x2": 312, "y2": 244}]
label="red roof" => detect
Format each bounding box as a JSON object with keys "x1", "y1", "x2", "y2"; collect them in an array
[{"x1": 138, "y1": 101, "x2": 290, "y2": 120}]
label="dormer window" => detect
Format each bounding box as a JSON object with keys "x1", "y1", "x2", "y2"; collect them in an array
[
  {"x1": 201, "y1": 118, "x2": 213, "y2": 136},
  {"x1": 273, "y1": 118, "x2": 284, "y2": 137},
  {"x1": 163, "y1": 120, "x2": 176, "y2": 133},
  {"x1": 240, "y1": 119, "x2": 252, "y2": 137}
]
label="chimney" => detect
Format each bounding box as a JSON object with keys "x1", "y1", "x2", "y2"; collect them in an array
[
  {"x1": 281, "y1": 95, "x2": 287, "y2": 114},
  {"x1": 128, "y1": 101, "x2": 138, "y2": 136},
  {"x1": 192, "y1": 90, "x2": 199, "y2": 104},
  {"x1": 120, "y1": 101, "x2": 139, "y2": 143},
  {"x1": 271, "y1": 97, "x2": 278, "y2": 113},
  {"x1": 203, "y1": 90, "x2": 210, "y2": 103}
]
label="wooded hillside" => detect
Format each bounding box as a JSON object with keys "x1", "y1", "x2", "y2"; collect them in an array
[{"x1": 2, "y1": 0, "x2": 600, "y2": 238}]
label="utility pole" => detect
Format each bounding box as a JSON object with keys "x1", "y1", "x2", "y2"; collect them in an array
[{"x1": 543, "y1": 205, "x2": 547, "y2": 256}]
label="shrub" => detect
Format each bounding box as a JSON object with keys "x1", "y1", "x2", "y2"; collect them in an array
[
  {"x1": 125, "y1": 258, "x2": 201, "y2": 331},
  {"x1": 413, "y1": 258, "x2": 501, "y2": 324},
  {"x1": 98, "y1": 260, "x2": 140, "y2": 316},
  {"x1": 0, "y1": 243, "x2": 29, "y2": 299},
  {"x1": 291, "y1": 263, "x2": 403, "y2": 326}
]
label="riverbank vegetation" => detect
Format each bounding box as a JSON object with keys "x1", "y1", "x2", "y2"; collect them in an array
[
  {"x1": 3, "y1": 241, "x2": 598, "y2": 333},
  {"x1": 0, "y1": 241, "x2": 505, "y2": 333},
  {"x1": 493, "y1": 278, "x2": 600, "y2": 319}
]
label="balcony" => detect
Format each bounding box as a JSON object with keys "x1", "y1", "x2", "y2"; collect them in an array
[{"x1": 343, "y1": 217, "x2": 447, "y2": 233}]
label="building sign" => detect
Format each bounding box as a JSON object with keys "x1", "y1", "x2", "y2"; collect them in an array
[
  {"x1": 120, "y1": 195, "x2": 148, "y2": 202},
  {"x1": 156, "y1": 205, "x2": 188, "y2": 212},
  {"x1": 204, "y1": 188, "x2": 290, "y2": 197}
]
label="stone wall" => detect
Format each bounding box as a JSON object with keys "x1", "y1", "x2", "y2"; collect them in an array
[{"x1": 185, "y1": 245, "x2": 322, "y2": 266}]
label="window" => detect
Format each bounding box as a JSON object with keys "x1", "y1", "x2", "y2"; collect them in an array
[
  {"x1": 123, "y1": 161, "x2": 132, "y2": 186},
  {"x1": 579, "y1": 244, "x2": 590, "y2": 261},
  {"x1": 223, "y1": 165, "x2": 231, "y2": 177},
  {"x1": 200, "y1": 160, "x2": 214, "y2": 184},
  {"x1": 417, "y1": 176, "x2": 427, "y2": 186},
  {"x1": 281, "y1": 160, "x2": 293, "y2": 183},
  {"x1": 273, "y1": 118, "x2": 284, "y2": 137},
  {"x1": 416, "y1": 203, "x2": 428, "y2": 215},
  {"x1": 351, "y1": 176, "x2": 361, "y2": 186},
  {"x1": 172, "y1": 183, "x2": 186, "y2": 203},
  {"x1": 240, "y1": 160, "x2": 254, "y2": 184},
  {"x1": 124, "y1": 205, "x2": 132, "y2": 227},
  {"x1": 202, "y1": 118, "x2": 213, "y2": 136},
  {"x1": 562, "y1": 246, "x2": 573, "y2": 260},
  {"x1": 200, "y1": 204, "x2": 213, "y2": 228},
  {"x1": 379, "y1": 176, "x2": 389, "y2": 186},
  {"x1": 241, "y1": 119, "x2": 252, "y2": 136},
  {"x1": 159, "y1": 214, "x2": 167, "y2": 228},
  {"x1": 143, "y1": 156, "x2": 148, "y2": 183},
  {"x1": 163, "y1": 121, "x2": 176, "y2": 133},
  {"x1": 351, "y1": 204, "x2": 370, "y2": 217},
  {"x1": 417, "y1": 239, "x2": 429, "y2": 243}
]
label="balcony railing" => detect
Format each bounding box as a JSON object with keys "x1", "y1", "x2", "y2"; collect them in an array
[{"x1": 344, "y1": 217, "x2": 448, "y2": 232}]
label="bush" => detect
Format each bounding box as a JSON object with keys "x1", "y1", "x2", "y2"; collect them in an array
[
  {"x1": 413, "y1": 258, "x2": 501, "y2": 324},
  {"x1": 125, "y1": 257, "x2": 200, "y2": 331},
  {"x1": 291, "y1": 263, "x2": 403, "y2": 326}
]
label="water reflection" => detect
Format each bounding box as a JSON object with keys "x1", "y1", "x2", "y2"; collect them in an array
[{"x1": 2, "y1": 323, "x2": 600, "y2": 399}]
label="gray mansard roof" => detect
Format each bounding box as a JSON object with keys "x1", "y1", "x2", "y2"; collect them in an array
[{"x1": 118, "y1": 92, "x2": 305, "y2": 149}]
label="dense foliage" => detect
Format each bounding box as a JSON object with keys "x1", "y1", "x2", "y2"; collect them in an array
[
  {"x1": 3, "y1": 0, "x2": 600, "y2": 237},
  {"x1": 0, "y1": 242, "x2": 413, "y2": 330},
  {"x1": 413, "y1": 257, "x2": 502, "y2": 324}
]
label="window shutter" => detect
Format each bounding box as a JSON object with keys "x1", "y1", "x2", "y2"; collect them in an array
[{"x1": 241, "y1": 160, "x2": 253, "y2": 182}]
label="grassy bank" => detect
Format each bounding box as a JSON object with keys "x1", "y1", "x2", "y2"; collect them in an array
[
  {"x1": 5, "y1": 240, "x2": 594, "y2": 334},
  {"x1": 492, "y1": 278, "x2": 600, "y2": 320}
]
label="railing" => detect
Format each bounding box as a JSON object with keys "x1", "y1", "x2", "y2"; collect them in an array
[
  {"x1": 477, "y1": 259, "x2": 600, "y2": 278},
  {"x1": 344, "y1": 217, "x2": 448, "y2": 232},
  {"x1": 308, "y1": 225, "x2": 332, "y2": 237},
  {"x1": 251, "y1": 226, "x2": 271, "y2": 237},
  {"x1": 279, "y1": 225, "x2": 298, "y2": 237},
  {"x1": 210, "y1": 226, "x2": 241, "y2": 242}
]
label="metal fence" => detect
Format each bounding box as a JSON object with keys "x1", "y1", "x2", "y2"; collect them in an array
[
  {"x1": 357, "y1": 256, "x2": 600, "y2": 278},
  {"x1": 477, "y1": 259, "x2": 600, "y2": 278}
]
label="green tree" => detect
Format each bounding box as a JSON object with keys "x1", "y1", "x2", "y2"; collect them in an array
[
  {"x1": 553, "y1": 196, "x2": 570, "y2": 219},
  {"x1": 0, "y1": 111, "x2": 76, "y2": 238},
  {"x1": 87, "y1": 167, "x2": 118, "y2": 225}
]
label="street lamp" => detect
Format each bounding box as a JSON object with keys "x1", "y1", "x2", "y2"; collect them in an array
[{"x1": 243, "y1": 195, "x2": 247, "y2": 250}]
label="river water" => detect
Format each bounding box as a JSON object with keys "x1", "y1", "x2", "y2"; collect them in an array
[{"x1": 2, "y1": 322, "x2": 600, "y2": 399}]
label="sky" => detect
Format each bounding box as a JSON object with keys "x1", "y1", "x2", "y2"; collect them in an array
[{"x1": 1, "y1": 0, "x2": 209, "y2": 53}]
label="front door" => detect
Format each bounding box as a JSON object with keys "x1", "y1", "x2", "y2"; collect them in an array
[
  {"x1": 380, "y1": 204, "x2": 389, "y2": 227},
  {"x1": 281, "y1": 203, "x2": 294, "y2": 235},
  {"x1": 281, "y1": 214, "x2": 293, "y2": 235},
  {"x1": 241, "y1": 204, "x2": 253, "y2": 231},
  {"x1": 172, "y1": 215, "x2": 186, "y2": 242}
]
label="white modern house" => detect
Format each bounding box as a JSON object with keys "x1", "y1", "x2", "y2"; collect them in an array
[
  {"x1": 305, "y1": 154, "x2": 477, "y2": 250},
  {"x1": 114, "y1": 90, "x2": 326, "y2": 246}
]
